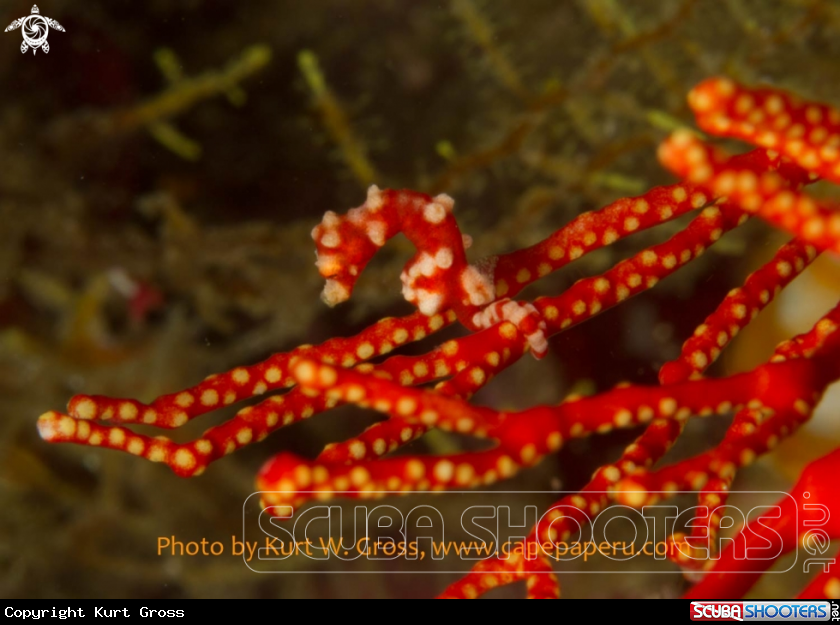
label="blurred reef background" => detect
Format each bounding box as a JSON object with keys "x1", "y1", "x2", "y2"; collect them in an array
[{"x1": 2, "y1": 0, "x2": 840, "y2": 598}]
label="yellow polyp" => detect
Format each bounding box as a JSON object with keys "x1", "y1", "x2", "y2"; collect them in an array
[{"x1": 436, "y1": 140, "x2": 457, "y2": 161}]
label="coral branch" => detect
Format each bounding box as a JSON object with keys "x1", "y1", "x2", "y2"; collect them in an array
[
  {"x1": 536, "y1": 202, "x2": 743, "y2": 334},
  {"x1": 683, "y1": 447, "x2": 840, "y2": 600},
  {"x1": 688, "y1": 77, "x2": 840, "y2": 184},
  {"x1": 63, "y1": 311, "x2": 449, "y2": 427},
  {"x1": 659, "y1": 129, "x2": 839, "y2": 253},
  {"x1": 616, "y1": 299, "x2": 840, "y2": 565},
  {"x1": 660, "y1": 236, "x2": 818, "y2": 384},
  {"x1": 494, "y1": 182, "x2": 709, "y2": 301}
]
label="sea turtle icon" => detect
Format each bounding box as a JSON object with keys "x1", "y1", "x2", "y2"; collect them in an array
[{"x1": 5, "y1": 5, "x2": 65, "y2": 55}]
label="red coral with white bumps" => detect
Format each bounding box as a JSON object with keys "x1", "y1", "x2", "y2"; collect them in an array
[{"x1": 36, "y1": 77, "x2": 840, "y2": 599}]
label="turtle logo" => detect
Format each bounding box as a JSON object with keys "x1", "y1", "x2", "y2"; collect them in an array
[{"x1": 4, "y1": 5, "x2": 65, "y2": 55}]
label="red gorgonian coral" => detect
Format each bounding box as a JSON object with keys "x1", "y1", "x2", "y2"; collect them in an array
[{"x1": 37, "y1": 77, "x2": 840, "y2": 599}]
